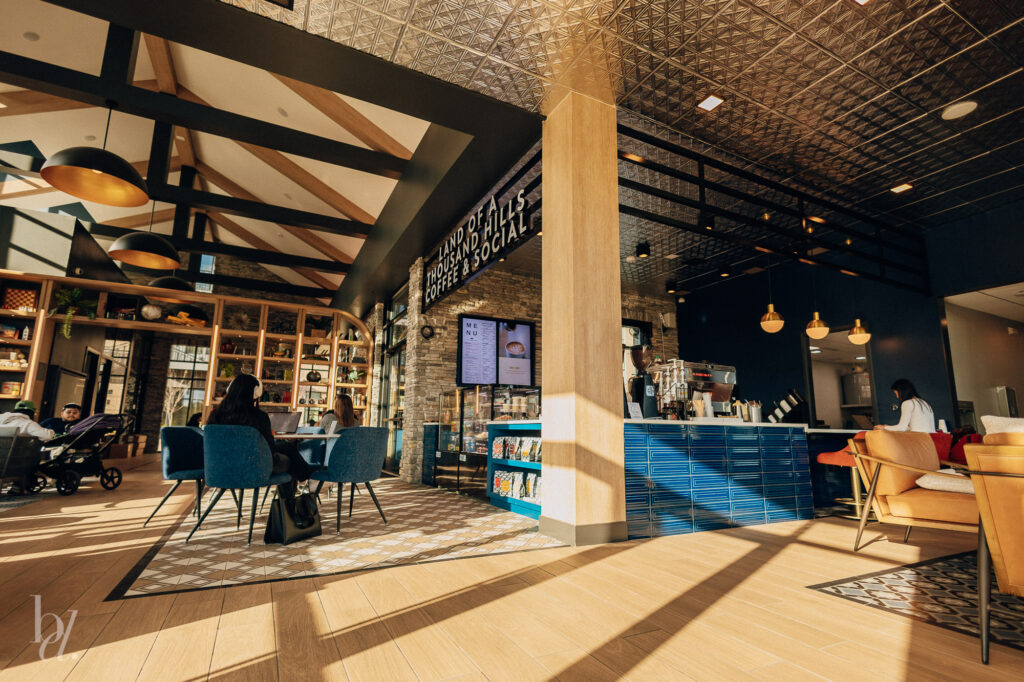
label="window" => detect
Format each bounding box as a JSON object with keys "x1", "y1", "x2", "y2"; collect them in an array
[
  {"x1": 162, "y1": 343, "x2": 210, "y2": 426},
  {"x1": 195, "y1": 254, "x2": 215, "y2": 293},
  {"x1": 101, "y1": 332, "x2": 132, "y2": 414}
]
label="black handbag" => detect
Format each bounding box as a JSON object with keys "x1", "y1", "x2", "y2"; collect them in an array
[{"x1": 264, "y1": 491, "x2": 322, "y2": 545}]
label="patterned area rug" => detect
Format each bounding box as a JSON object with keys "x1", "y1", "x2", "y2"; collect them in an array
[
  {"x1": 810, "y1": 552, "x2": 1024, "y2": 652},
  {"x1": 110, "y1": 478, "x2": 564, "y2": 599}
]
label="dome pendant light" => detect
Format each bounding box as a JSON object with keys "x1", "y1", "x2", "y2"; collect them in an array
[
  {"x1": 148, "y1": 275, "x2": 194, "y2": 303},
  {"x1": 41, "y1": 108, "x2": 149, "y2": 207},
  {"x1": 108, "y1": 201, "x2": 181, "y2": 270},
  {"x1": 848, "y1": 318, "x2": 871, "y2": 345},
  {"x1": 805, "y1": 311, "x2": 830, "y2": 340},
  {"x1": 759, "y1": 260, "x2": 784, "y2": 333}
]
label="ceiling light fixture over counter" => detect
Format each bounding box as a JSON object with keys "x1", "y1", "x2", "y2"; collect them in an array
[
  {"x1": 697, "y1": 95, "x2": 724, "y2": 111},
  {"x1": 941, "y1": 100, "x2": 978, "y2": 120},
  {"x1": 636, "y1": 241, "x2": 651, "y2": 259},
  {"x1": 890, "y1": 183, "x2": 913, "y2": 194}
]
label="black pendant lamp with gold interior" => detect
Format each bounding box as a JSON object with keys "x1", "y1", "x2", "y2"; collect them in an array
[
  {"x1": 107, "y1": 201, "x2": 182, "y2": 271},
  {"x1": 41, "y1": 108, "x2": 149, "y2": 207}
]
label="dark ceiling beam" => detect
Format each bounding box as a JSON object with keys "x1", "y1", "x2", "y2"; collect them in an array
[
  {"x1": 0, "y1": 48, "x2": 407, "y2": 179},
  {"x1": 618, "y1": 177, "x2": 925, "y2": 277},
  {"x1": 121, "y1": 263, "x2": 330, "y2": 299},
  {"x1": 619, "y1": 124, "x2": 926, "y2": 242},
  {"x1": 619, "y1": 204, "x2": 927, "y2": 295},
  {"x1": 147, "y1": 184, "x2": 370, "y2": 238},
  {"x1": 90, "y1": 222, "x2": 349, "y2": 273}
]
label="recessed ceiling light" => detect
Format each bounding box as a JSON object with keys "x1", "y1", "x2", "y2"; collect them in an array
[
  {"x1": 941, "y1": 100, "x2": 977, "y2": 120},
  {"x1": 277, "y1": 106, "x2": 289, "y2": 117},
  {"x1": 845, "y1": 238, "x2": 852, "y2": 246},
  {"x1": 84, "y1": 134, "x2": 96, "y2": 141},
  {"x1": 856, "y1": 356, "x2": 867, "y2": 360},
  {"x1": 809, "y1": 346, "x2": 819, "y2": 351},
  {"x1": 22, "y1": 31, "x2": 40, "y2": 42},
  {"x1": 283, "y1": 192, "x2": 292, "y2": 200},
  {"x1": 890, "y1": 183, "x2": 913, "y2": 194},
  {"x1": 807, "y1": 215, "x2": 826, "y2": 224},
  {"x1": 811, "y1": 349, "x2": 822, "y2": 354},
  {"x1": 698, "y1": 95, "x2": 724, "y2": 111},
  {"x1": 664, "y1": 253, "x2": 679, "y2": 259}
]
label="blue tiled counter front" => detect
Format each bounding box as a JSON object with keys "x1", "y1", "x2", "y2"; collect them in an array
[{"x1": 625, "y1": 421, "x2": 812, "y2": 539}]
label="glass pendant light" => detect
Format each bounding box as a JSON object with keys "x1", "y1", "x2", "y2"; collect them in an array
[
  {"x1": 41, "y1": 109, "x2": 149, "y2": 207},
  {"x1": 108, "y1": 201, "x2": 182, "y2": 270},
  {"x1": 848, "y1": 318, "x2": 871, "y2": 345},
  {"x1": 759, "y1": 260, "x2": 784, "y2": 333}
]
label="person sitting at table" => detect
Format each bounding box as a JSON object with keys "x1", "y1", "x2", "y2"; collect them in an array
[
  {"x1": 874, "y1": 378, "x2": 936, "y2": 433},
  {"x1": 205, "y1": 374, "x2": 312, "y2": 496},
  {"x1": 318, "y1": 393, "x2": 359, "y2": 433},
  {"x1": 40, "y1": 402, "x2": 81, "y2": 436}
]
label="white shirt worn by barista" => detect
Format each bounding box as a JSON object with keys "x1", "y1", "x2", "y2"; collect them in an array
[{"x1": 884, "y1": 398, "x2": 936, "y2": 433}]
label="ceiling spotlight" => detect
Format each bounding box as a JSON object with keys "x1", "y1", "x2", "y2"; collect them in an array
[
  {"x1": 666, "y1": 280, "x2": 677, "y2": 295},
  {"x1": 807, "y1": 215, "x2": 826, "y2": 224},
  {"x1": 698, "y1": 95, "x2": 724, "y2": 111},
  {"x1": 700, "y1": 212, "x2": 715, "y2": 231},
  {"x1": 890, "y1": 183, "x2": 913, "y2": 194},
  {"x1": 22, "y1": 31, "x2": 40, "y2": 42},
  {"x1": 809, "y1": 346, "x2": 819, "y2": 351},
  {"x1": 677, "y1": 296, "x2": 686, "y2": 304},
  {"x1": 805, "y1": 312, "x2": 830, "y2": 340},
  {"x1": 811, "y1": 349, "x2": 823, "y2": 354},
  {"x1": 636, "y1": 242, "x2": 651, "y2": 259},
  {"x1": 848, "y1": 318, "x2": 872, "y2": 345},
  {"x1": 845, "y1": 238, "x2": 852, "y2": 246},
  {"x1": 856, "y1": 356, "x2": 867, "y2": 361},
  {"x1": 499, "y1": 257, "x2": 505, "y2": 262},
  {"x1": 718, "y1": 266, "x2": 731, "y2": 278},
  {"x1": 761, "y1": 211, "x2": 771, "y2": 221},
  {"x1": 941, "y1": 100, "x2": 977, "y2": 121},
  {"x1": 622, "y1": 152, "x2": 646, "y2": 163}
]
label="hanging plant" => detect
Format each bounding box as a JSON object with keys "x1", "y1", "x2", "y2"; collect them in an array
[{"x1": 47, "y1": 288, "x2": 97, "y2": 339}]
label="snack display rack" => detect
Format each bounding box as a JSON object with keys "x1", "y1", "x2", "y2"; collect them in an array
[{"x1": 486, "y1": 420, "x2": 542, "y2": 519}]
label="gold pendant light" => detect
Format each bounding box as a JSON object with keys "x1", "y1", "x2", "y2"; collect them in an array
[
  {"x1": 761, "y1": 304, "x2": 784, "y2": 333},
  {"x1": 41, "y1": 109, "x2": 149, "y2": 207},
  {"x1": 806, "y1": 311, "x2": 830, "y2": 340},
  {"x1": 759, "y1": 260, "x2": 784, "y2": 333},
  {"x1": 848, "y1": 318, "x2": 871, "y2": 345},
  {"x1": 107, "y1": 201, "x2": 182, "y2": 270}
]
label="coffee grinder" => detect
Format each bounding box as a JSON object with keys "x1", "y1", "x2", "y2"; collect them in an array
[{"x1": 628, "y1": 345, "x2": 659, "y2": 418}]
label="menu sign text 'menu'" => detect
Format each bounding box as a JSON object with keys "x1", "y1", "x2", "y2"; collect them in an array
[{"x1": 423, "y1": 189, "x2": 531, "y2": 309}]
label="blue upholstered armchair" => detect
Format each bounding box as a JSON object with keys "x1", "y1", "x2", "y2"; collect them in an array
[
  {"x1": 144, "y1": 427, "x2": 205, "y2": 527},
  {"x1": 187, "y1": 425, "x2": 292, "y2": 545},
  {"x1": 310, "y1": 427, "x2": 389, "y2": 533},
  {"x1": 296, "y1": 426, "x2": 327, "y2": 466}
]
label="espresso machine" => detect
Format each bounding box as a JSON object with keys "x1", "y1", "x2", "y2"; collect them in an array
[{"x1": 681, "y1": 361, "x2": 737, "y2": 417}]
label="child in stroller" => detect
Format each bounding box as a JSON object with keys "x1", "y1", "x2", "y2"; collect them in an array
[{"x1": 39, "y1": 413, "x2": 124, "y2": 495}]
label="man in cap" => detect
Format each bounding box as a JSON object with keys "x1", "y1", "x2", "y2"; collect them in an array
[
  {"x1": 0, "y1": 400, "x2": 55, "y2": 440},
  {"x1": 40, "y1": 402, "x2": 81, "y2": 436}
]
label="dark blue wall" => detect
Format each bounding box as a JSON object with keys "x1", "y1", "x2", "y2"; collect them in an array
[
  {"x1": 927, "y1": 197, "x2": 1024, "y2": 297},
  {"x1": 677, "y1": 262, "x2": 955, "y2": 427}
]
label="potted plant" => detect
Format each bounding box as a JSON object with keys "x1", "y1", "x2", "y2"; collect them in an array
[
  {"x1": 221, "y1": 362, "x2": 235, "y2": 378},
  {"x1": 48, "y1": 288, "x2": 97, "y2": 339}
]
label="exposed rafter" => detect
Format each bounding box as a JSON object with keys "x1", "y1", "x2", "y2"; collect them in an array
[
  {"x1": 195, "y1": 161, "x2": 355, "y2": 265},
  {"x1": 141, "y1": 34, "x2": 197, "y2": 166},
  {"x1": 0, "y1": 89, "x2": 91, "y2": 117},
  {"x1": 205, "y1": 211, "x2": 339, "y2": 290},
  {"x1": 272, "y1": 73, "x2": 413, "y2": 161},
  {"x1": 102, "y1": 207, "x2": 177, "y2": 229}
]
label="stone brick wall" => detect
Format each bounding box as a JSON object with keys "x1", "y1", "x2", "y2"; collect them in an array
[{"x1": 399, "y1": 260, "x2": 680, "y2": 484}]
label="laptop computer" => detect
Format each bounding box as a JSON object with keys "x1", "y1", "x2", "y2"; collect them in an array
[{"x1": 269, "y1": 411, "x2": 302, "y2": 434}]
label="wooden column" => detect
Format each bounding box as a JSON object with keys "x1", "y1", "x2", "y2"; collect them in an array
[{"x1": 540, "y1": 92, "x2": 625, "y2": 545}]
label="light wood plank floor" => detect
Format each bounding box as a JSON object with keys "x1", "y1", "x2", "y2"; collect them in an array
[{"x1": 0, "y1": 456, "x2": 1020, "y2": 681}]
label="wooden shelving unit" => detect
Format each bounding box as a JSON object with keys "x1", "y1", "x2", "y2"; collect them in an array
[{"x1": 0, "y1": 269, "x2": 374, "y2": 423}]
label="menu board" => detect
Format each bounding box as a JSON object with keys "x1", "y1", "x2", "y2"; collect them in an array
[
  {"x1": 459, "y1": 317, "x2": 497, "y2": 385},
  {"x1": 458, "y1": 315, "x2": 534, "y2": 386}
]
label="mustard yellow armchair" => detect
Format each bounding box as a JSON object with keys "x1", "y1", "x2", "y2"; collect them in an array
[{"x1": 965, "y1": 433, "x2": 1024, "y2": 664}]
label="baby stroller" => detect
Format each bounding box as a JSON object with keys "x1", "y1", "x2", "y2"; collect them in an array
[{"x1": 39, "y1": 414, "x2": 125, "y2": 495}]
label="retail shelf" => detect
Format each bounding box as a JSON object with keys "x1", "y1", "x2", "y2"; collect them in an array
[
  {"x1": 217, "y1": 353, "x2": 257, "y2": 361},
  {"x1": 261, "y1": 379, "x2": 293, "y2": 385},
  {"x1": 336, "y1": 361, "x2": 369, "y2": 368},
  {"x1": 220, "y1": 329, "x2": 261, "y2": 338},
  {"x1": 0, "y1": 367, "x2": 27, "y2": 373},
  {"x1": 261, "y1": 402, "x2": 291, "y2": 407},
  {"x1": 336, "y1": 382, "x2": 368, "y2": 389},
  {"x1": 0, "y1": 393, "x2": 23, "y2": 399},
  {"x1": 337, "y1": 339, "x2": 368, "y2": 346},
  {"x1": 0, "y1": 338, "x2": 32, "y2": 347},
  {"x1": 298, "y1": 382, "x2": 330, "y2": 387},
  {"x1": 70, "y1": 315, "x2": 212, "y2": 336},
  {"x1": 0, "y1": 309, "x2": 38, "y2": 319},
  {"x1": 265, "y1": 333, "x2": 297, "y2": 341},
  {"x1": 487, "y1": 494, "x2": 540, "y2": 518},
  {"x1": 262, "y1": 356, "x2": 295, "y2": 363},
  {"x1": 490, "y1": 458, "x2": 541, "y2": 470}
]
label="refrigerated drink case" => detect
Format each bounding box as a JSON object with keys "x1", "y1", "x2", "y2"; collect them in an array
[{"x1": 436, "y1": 387, "x2": 492, "y2": 498}]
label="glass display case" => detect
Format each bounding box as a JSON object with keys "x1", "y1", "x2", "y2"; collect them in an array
[
  {"x1": 492, "y1": 386, "x2": 541, "y2": 421},
  {"x1": 435, "y1": 386, "x2": 492, "y2": 498}
]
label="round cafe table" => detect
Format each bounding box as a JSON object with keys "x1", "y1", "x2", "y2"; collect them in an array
[{"x1": 272, "y1": 433, "x2": 336, "y2": 439}]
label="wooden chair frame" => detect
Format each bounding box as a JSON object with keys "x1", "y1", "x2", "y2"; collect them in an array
[{"x1": 848, "y1": 438, "x2": 977, "y2": 552}]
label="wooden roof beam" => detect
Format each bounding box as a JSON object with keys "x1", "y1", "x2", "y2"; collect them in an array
[
  {"x1": 194, "y1": 160, "x2": 355, "y2": 265},
  {"x1": 141, "y1": 35, "x2": 196, "y2": 166},
  {"x1": 272, "y1": 73, "x2": 413, "y2": 161},
  {"x1": 205, "y1": 211, "x2": 338, "y2": 290},
  {"x1": 103, "y1": 207, "x2": 177, "y2": 228}
]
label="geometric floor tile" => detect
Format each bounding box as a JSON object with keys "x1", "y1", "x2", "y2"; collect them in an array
[
  {"x1": 810, "y1": 552, "x2": 1024, "y2": 652},
  {"x1": 109, "y1": 477, "x2": 565, "y2": 600}
]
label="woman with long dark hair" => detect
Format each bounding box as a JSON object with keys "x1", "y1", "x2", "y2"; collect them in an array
[
  {"x1": 318, "y1": 393, "x2": 359, "y2": 433},
  {"x1": 876, "y1": 378, "x2": 936, "y2": 432},
  {"x1": 206, "y1": 374, "x2": 312, "y2": 492}
]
